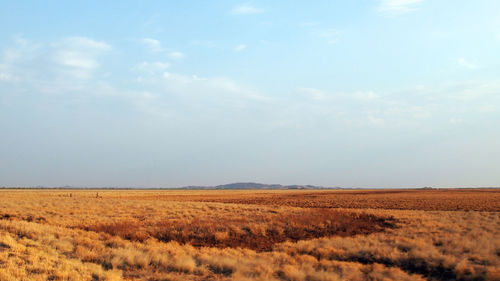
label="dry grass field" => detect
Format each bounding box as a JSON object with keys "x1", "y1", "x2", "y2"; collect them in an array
[{"x1": 0, "y1": 189, "x2": 499, "y2": 281}]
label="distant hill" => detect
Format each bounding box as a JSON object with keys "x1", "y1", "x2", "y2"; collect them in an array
[{"x1": 179, "y1": 182, "x2": 339, "y2": 190}]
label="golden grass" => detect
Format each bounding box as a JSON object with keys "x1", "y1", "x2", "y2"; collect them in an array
[
  {"x1": 0, "y1": 189, "x2": 499, "y2": 280},
  {"x1": 161, "y1": 189, "x2": 500, "y2": 211}
]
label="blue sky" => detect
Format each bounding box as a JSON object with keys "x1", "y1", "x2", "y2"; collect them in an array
[{"x1": 1, "y1": 0, "x2": 499, "y2": 187}]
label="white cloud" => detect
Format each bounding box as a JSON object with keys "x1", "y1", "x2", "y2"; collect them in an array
[
  {"x1": 477, "y1": 104, "x2": 496, "y2": 113},
  {"x1": 0, "y1": 36, "x2": 113, "y2": 93},
  {"x1": 446, "y1": 80, "x2": 500, "y2": 101},
  {"x1": 140, "y1": 38, "x2": 163, "y2": 52},
  {"x1": 161, "y1": 72, "x2": 267, "y2": 100},
  {"x1": 318, "y1": 29, "x2": 341, "y2": 39},
  {"x1": 299, "y1": 21, "x2": 320, "y2": 28},
  {"x1": 292, "y1": 79, "x2": 500, "y2": 128},
  {"x1": 191, "y1": 40, "x2": 217, "y2": 48},
  {"x1": 0, "y1": 72, "x2": 14, "y2": 82},
  {"x1": 56, "y1": 52, "x2": 99, "y2": 69},
  {"x1": 301, "y1": 22, "x2": 343, "y2": 44},
  {"x1": 378, "y1": 0, "x2": 424, "y2": 14},
  {"x1": 411, "y1": 106, "x2": 432, "y2": 119},
  {"x1": 234, "y1": 44, "x2": 247, "y2": 52},
  {"x1": 51, "y1": 37, "x2": 111, "y2": 80},
  {"x1": 135, "y1": 61, "x2": 170, "y2": 75},
  {"x1": 129, "y1": 70, "x2": 275, "y2": 119},
  {"x1": 231, "y1": 4, "x2": 263, "y2": 15},
  {"x1": 162, "y1": 72, "x2": 204, "y2": 84},
  {"x1": 313, "y1": 29, "x2": 343, "y2": 44},
  {"x1": 457, "y1": 57, "x2": 478, "y2": 69},
  {"x1": 2, "y1": 36, "x2": 41, "y2": 62},
  {"x1": 53, "y1": 37, "x2": 111, "y2": 70},
  {"x1": 0, "y1": 62, "x2": 15, "y2": 82},
  {"x1": 56, "y1": 37, "x2": 111, "y2": 52},
  {"x1": 169, "y1": 51, "x2": 184, "y2": 59},
  {"x1": 53, "y1": 38, "x2": 110, "y2": 80},
  {"x1": 299, "y1": 87, "x2": 327, "y2": 100},
  {"x1": 368, "y1": 115, "x2": 385, "y2": 127},
  {"x1": 140, "y1": 39, "x2": 184, "y2": 59},
  {"x1": 3, "y1": 36, "x2": 499, "y2": 136},
  {"x1": 354, "y1": 91, "x2": 379, "y2": 101},
  {"x1": 449, "y1": 117, "x2": 463, "y2": 124}
]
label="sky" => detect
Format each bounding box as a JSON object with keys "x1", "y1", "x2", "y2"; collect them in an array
[{"x1": 1, "y1": 0, "x2": 500, "y2": 188}]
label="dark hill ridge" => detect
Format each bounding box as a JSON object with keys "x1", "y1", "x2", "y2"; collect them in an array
[{"x1": 180, "y1": 182, "x2": 338, "y2": 190}]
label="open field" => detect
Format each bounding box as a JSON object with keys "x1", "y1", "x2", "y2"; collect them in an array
[
  {"x1": 0, "y1": 189, "x2": 499, "y2": 280},
  {"x1": 163, "y1": 189, "x2": 500, "y2": 212}
]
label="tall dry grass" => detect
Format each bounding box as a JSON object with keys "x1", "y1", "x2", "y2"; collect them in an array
[{"x1": 0, "y1": 189, "x2": 498, "y2": 280}]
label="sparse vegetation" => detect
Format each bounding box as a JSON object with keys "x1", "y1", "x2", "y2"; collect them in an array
[{"x1": 0, "y1": 189, "x2": 499, "y2": 280}]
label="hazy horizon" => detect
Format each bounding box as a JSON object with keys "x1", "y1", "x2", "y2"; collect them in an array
[
  {"x1": 1, "y1": 182, "x2": 499, "y2": 189},
  {"x1": 1, "y1": 1, "x2": 500, "y2": 188}
]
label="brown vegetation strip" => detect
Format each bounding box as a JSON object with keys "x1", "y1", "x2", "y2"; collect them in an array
[
  {"x1": 307, "y1": 251, "x2": 458, "y2": 280},
  {"x1": 81, "y1": 209, "x2": 396, "y2": 251}
]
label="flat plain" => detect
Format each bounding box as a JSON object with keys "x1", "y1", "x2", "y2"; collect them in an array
[{"x1": 0, "y1": 188, "x2": 499, "y2": 281}]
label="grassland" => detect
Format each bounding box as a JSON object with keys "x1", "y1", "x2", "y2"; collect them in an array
[{"x1": 0, "y1": 189, "x2": 499, "y2": 280}]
